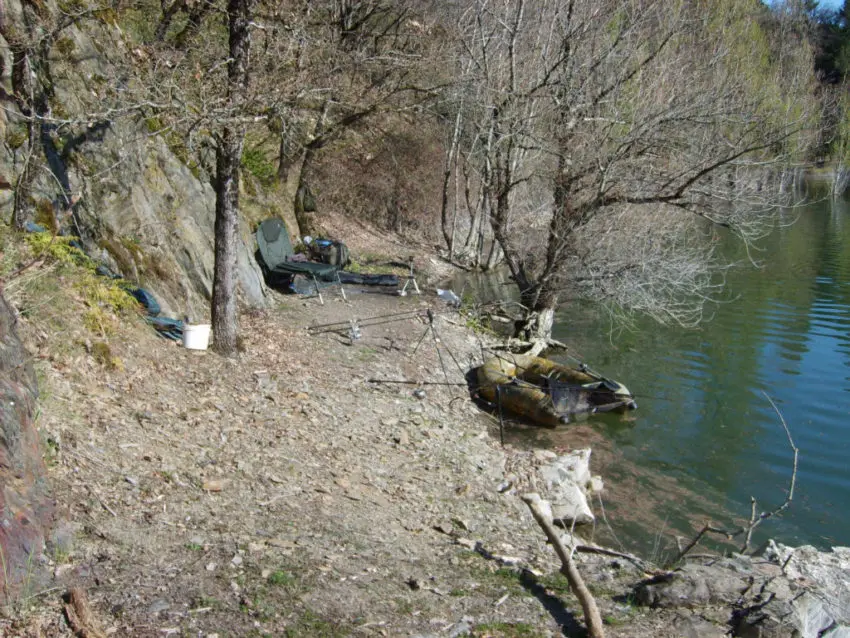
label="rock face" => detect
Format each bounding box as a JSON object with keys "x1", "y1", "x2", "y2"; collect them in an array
[
  {"x1": 0, "y1": 0, "x2": 268, "y2": 320},
  {"x1": 77, "y1": 129, "x2": 268, "y2": 317},
  {"x1": 0, "y1": 293, "x2": 52, "y2": 599}
]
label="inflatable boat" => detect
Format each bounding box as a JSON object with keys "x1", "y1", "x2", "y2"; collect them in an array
[{"x1": 477, "y1": 354, "x2": 636, "y2": 427}]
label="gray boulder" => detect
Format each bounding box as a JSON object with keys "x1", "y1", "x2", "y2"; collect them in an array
[{"x1": 635, "y1": 564, "x2": 749, "y2": 609}]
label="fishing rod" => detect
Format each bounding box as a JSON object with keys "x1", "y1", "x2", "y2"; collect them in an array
[
  {"x1": 368, "y1": 378, "x2": 468, "y2": 387},
  {"x1": 306, "y1": 309, "x2": 425, "y2": 334},
  {"x1": 367, "y1": 375, "x2": 592, "y2": 394}
]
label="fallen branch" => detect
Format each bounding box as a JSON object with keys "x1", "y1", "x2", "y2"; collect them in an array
[
  {"x1": 522, "y1": 493, "x2": 605, "y2": 638},
  {"x1": 64, "y1": 587, "x2": 106, "y2": 638},
  {"x1": 574, "y1": 545, "x2": 653, "y2": 573},
  {"x1": 670, "y1": 391, "x2": 798, "y2": 565}
]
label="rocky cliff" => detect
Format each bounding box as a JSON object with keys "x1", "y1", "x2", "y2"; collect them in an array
[{"x1": 0, "y1": 0, "x2": 269, "y2": 320}]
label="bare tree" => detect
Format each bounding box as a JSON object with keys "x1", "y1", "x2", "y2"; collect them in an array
[
  {"x1": 210, "y1": 0, "x2": 257, "y2": 355},
  {"x1": 264, "y1": 0, "x2": 440, "y2": 237},
  {"x1": 448, "y1": 0, "x2": 817, "y2": 347}
]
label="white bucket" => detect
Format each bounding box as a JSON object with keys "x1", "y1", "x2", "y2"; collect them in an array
[{"x1": 183, "y1": 324, "x2": 211, "y2": 350}]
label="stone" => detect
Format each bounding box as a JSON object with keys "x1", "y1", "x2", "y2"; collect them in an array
[
  {"x1": 147, "y1": 599, "x2": 170, "y2": 615},
  {"x1": 672, "y1": 614, "x2": 727, "y2": 638},
  {"x1": 203, "y1": 479, "x2": 226, "y2": 492},
  {"x1": 533, "y1": 449, "x2": 557, "y2": 462},
  {"x1": 393, "y1": 430, "x2": 410, "y2": 446},
  {"x1": 635, "y1": 565, "x2": 748, "y2": 609},
  {"x1": 755, "y1": 541, "x2": 850, "y2": 634},
  {"x1": 448, "y1": 617, "x2": 474, "y2": 638}
]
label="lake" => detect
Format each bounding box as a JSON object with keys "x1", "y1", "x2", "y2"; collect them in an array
[{"x1": 454, "y1": 196, "x2": 850, "y2": 556}]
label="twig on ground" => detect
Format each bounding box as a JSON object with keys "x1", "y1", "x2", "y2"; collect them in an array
[{"x1": 574, "y1": 545, "x2": 653, "y2": 573}]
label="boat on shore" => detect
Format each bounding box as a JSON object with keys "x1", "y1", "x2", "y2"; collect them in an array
[{"x1": 476, "y1": 354, "x2": 636, "y2": 427}]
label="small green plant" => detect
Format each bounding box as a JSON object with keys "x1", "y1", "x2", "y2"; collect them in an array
[
  {"x1": 185, "y1": 542, "x2": 204, "y2": 552},
  {"x1": 0, "y1": 544, "x2": 40, "y2": 617},
  {"x1": 192, "y1": 595, "x2": 220, "y2": 610},
  {"x1": 284, "y1": 609, "x2": 348, "y2": 637},
  {"x1": 355, "y1": 346, "x2": 378, "y2": 362},
  {"x1": 535, "y1": 571, "x2": 573, "y2": 596},
  {"x1": 242, "y1": 147, "x2": 276, "y2": 185},
  {"x1": 267, "y1": 570, "x2": 296, "y2": 587},
  {"x1": 50, "y1": 546, "x2": 72, "y2": 565},
  {"x1": 472, "y1": 621, "x2": 538, "y2": 637},
  {"x1": 603, "y1": 614, "x2": 626, "y2": 627}
]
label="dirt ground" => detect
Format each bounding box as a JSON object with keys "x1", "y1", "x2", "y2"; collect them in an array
[{"x1": 1, "y1": 265, "x2": 716, "y2": 637}]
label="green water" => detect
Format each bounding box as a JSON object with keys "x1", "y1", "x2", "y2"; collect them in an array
[{"x1": 456, "y1": 198, "x2": 850, "y2": 554}]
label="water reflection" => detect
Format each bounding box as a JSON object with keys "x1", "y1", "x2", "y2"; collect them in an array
[{"x1": 455, "y1": 198, "x2": 850, "y2": 552}]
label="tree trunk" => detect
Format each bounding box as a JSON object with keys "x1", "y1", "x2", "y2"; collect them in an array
[
  {"x1": 516, "y1": 282, "x2": 558, "y2": 345},
  {"x1": 211, "y1": 128, "x2": 243, "y2": 355},
  {"x1": 441, "y1": 109, "x2": 463, "y2": 252},
  {"x1": 211, "y1": 0, "x2": 255, "y2": 356},
  {"x1": 293, "y1": 102, "x2": 329, "y2": 237},
  {"x1": 293, "y1": 149, "x2": 318, "y2": 238}
]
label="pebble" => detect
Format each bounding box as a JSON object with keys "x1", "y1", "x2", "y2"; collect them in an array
[
  {"x1": 147, "y1": 599, "x2": 170, "y2": 614},
  {"x1": 393, "y1": 430, "x2": 410, "y2": 446}
]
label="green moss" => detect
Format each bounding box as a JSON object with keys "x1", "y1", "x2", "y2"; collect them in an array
[
  {"x1": 58, "y1": 0, "x2": 86, "y2": 13},
  {"x1": 25, "y1": 232, "x2": 140, "y2": 337},
  {"x1": 6, "y1": 126, "x2": 28, "y2": 151},
  {"x1": 242, "y1": 147, "x2": 276, "y2": 185},
  {"x1": 145, "y1": 117, "x2": 164, "y2": 134},
  {"x1": 50, "y1": 98, "x2": 69, "y2": 121},
  {"x1": 55, "y1": 37, "x2": 76, "y2": 57},
  {"x1": 25, "y1": 232, "x2": 93, "y2": 268}
]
